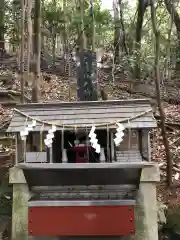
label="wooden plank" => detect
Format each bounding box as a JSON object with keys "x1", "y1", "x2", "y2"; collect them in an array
[
  {"x1": 13, "y1": 109, "x2": 150, "y2": 117},
  {"x1": 116, "y1": 150, "x2": 142, "y2": 162},
  {"x1": 14, "y1": 105, "x2": 151, "y2": 115},
  {"x1": 12, "y1": 112, "x2": 154, "y2": 122},
  {"x1": 8, "y1": 117, "x2": 156, "y2": 127},
  {"x1": 15, "y1": 99, "x2": 151, "y2": 109},
  {"x1": 8, "y1": 116, "x2": 156, "y2": 127},
  {"x1": 17, "y1": 102, "x2": 151, "y2": 110}
]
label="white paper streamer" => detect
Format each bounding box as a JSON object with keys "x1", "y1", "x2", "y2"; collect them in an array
[
  {"x1": 114, "y1": 123, "x2": 125, "y2": 146},
  {"x1": 89, "y1": 126, "x2": 101, "y2": 154}
]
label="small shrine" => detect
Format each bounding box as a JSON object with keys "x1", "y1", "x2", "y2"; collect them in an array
[
  {"x1": 7, "y1": 99, "x2": 156, "y2": 164},
  {"x1": 7, "y1": 99, "x2": 160, "y2": 240}
]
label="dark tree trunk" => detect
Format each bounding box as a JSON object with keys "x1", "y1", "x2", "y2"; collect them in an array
[
  {"x1": 151, "y1": 0, "x2": 172, "y2": 187},
  {"x1": 0, "y1": 0, "x2": 5, "y2": 51},
  {"x1": 119, "y1": 0, "x2": 128, "y2": 55},
  {"x1": 32, "y1": 0, "x2": 41, "y2": 102},
  {"x1": 113, "y1": 0, "x2": 120, "y2": 64},
  {"x1": 20, "y1": 0, "x2": 25, "y2": 103},
  {"x1": 135, "y1": 0, "x2": 148, "y2": 79}
]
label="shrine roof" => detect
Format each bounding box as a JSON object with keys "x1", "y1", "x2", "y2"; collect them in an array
[{"x1": 7, "y1": 99, "x2": 157, "y2": 132}]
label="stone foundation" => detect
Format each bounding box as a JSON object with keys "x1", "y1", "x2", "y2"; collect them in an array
[{"x1": 9, "y1": 165, "x2": 160, "y2": 240}]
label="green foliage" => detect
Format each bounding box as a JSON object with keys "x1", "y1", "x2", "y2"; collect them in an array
[
  {"x1": 5, "y1": 0, "x2": 21, "y2": 46},
  {"x1": 41, "y1": 0, "x2": 113, "y2": 49},
  {"x1": 44, "y1": 2, "x2": 65, "y2": 34},
  {"x1": 1, "y1": 0, "x2": 180, "y2": 80}
]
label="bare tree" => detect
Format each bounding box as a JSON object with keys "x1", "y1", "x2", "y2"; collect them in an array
[
  {"x1": 0, "y1": 0, "x2": 5, "y2": 51},
  {"x1": 135, "y1": 0, "x2": 149, "y2": 79},
  {"x1": 20, "y1": 0, "x2": 26, "y2": 103},
  {"x1": 52, "y1": 0, "x2": 56, "y2": 66},
  {"x1": 32, "y1": 0, "x2": 41, "y2": 102},
  {"x1": 26, "y1": 0, "x2": 33, "y2": 76},
  {"x1": 151, "y1": 0, "x2": 172, "y2": 187},
  {"x1": 63, "y1": 0, "x2": 71, "y2": 99},
  {"x1": 119, "y1": 0, "x2": 128, "y2": 55},
  {"x1": 113, "y1": 0, "x2": 120, "y2": 63},
  {"x1": 91, "y1": 0, "x2": 96, "y2": 52},
  {"x1": 79, "y1": 0, "x2": 86, "y2": 50}
]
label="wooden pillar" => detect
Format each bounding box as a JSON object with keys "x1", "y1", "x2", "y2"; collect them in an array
[{"x1": 140, "y1": 129, "x2": 151, "y2": 161}]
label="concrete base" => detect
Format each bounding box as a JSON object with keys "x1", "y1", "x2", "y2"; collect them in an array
[
  {"x1": 9, "y1": 165, "x2": 160, "y2": 240},
  {"x1": 128, "y1": 165, "x2": 160, "y2": 240}
]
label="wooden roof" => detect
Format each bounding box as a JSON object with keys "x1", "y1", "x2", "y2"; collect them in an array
[{"x1": 7, "y1": 99, "x2": 157, "y2": 132}]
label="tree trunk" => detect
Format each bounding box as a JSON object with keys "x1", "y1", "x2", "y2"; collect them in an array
[
  {"x1": 90, "y1": 0, "x2": 95, "y2": 52},
  {"x1": 12, "y1": 0, "x2": 20, "y2": 53},
  {"x1": 163, "y1": 13, "x2": 173, "y2": 81},
  {"x1": 52, "y1": 33, "x2": 56, "y2": 66},
  {"x1": 63, "y1": 0, "x2": 67, "y2": 55},
  {"x1": 79, "y1": 0, "x2": 86, "y2": 51},
  {"x1": 52, "y1": 0, "x2": 56, "y2": 67},
  {"x1": 0, "y1": 0, "x2": 5, "y2": 51},
  {"x1": 118, "y1": 0, "x2": 128, "y2": 55},
  {"x1": 20, "y1": 0, "x2": 25, "y2": 103},
  {"x1": 63, "y1": 0, "x2": 68, "y2": 76},
  {"x1": 151, "y1": 0, "x2": 172, "y2": 187},
  {"x1": 164, "y1": 0, "x2": 180, "y2": 77},
  {"x1": 113, "y1": 0, "x2": 120, "y2": 64},
  {"x1": 32, "y1": 0, "x2": 41, "y2": 102},
  {"x1": 135, "y1": 0, "x2": 148, "y2": 79},
  {"x1": 12, "y1": 1, "x2": 16, "y2": 52},
  {"x1": 63, "y1": 0, "x2": 71, "y2": 99},
  {"x1": 27, "y1": 0, "x2": 32, "y2": 76},
  {"x1": 41, "y1": 0, "x2": 45, "y2": 52}
]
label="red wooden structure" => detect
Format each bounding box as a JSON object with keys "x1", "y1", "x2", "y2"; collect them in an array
[
  {"x1": 28, "y1": 205, "x2": 135, "y2": 236},
  {"x1": 72, "y1": 146, "x2": 91, "y2": 163}
]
